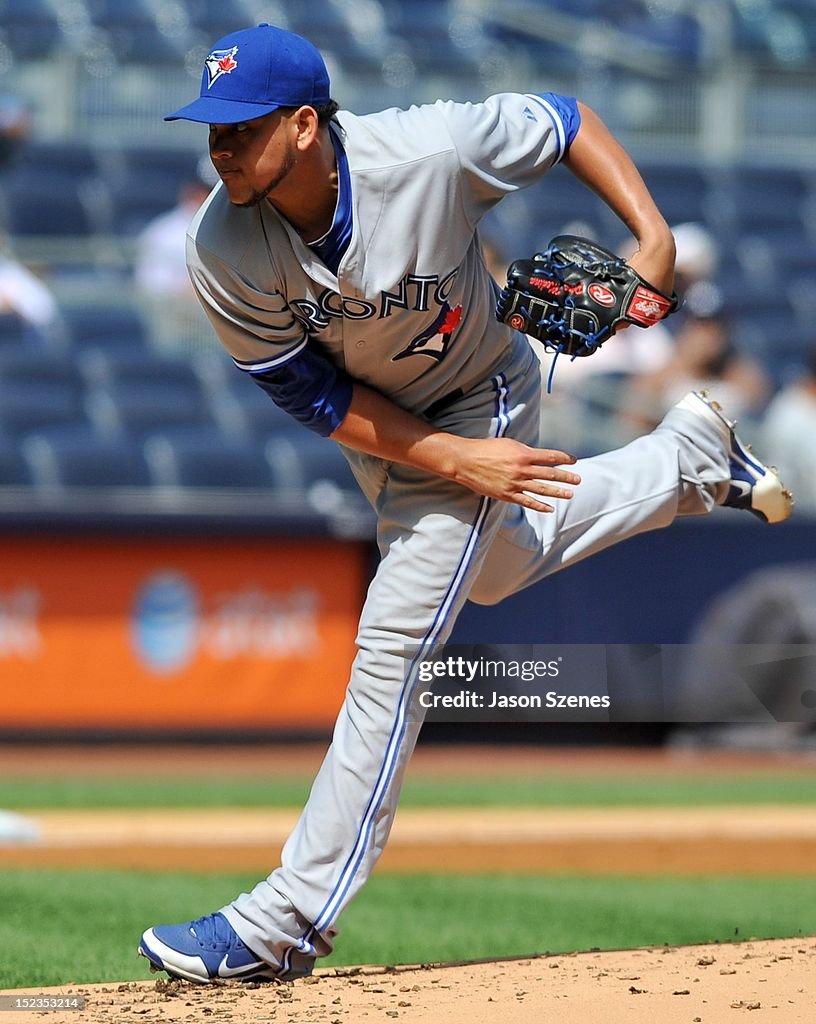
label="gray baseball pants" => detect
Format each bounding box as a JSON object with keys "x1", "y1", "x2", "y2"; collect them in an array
[{"x1": 220, "y1": 339, "x2": 730, "y2": 975}]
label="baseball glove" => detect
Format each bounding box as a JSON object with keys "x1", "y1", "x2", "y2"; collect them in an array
[{"x1": 495, "y1": 234, "x2": 679, "y2": 358}]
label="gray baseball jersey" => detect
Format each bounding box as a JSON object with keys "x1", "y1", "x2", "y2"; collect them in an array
[
  {"x1": 187, "y1": 93, "x2": 571, "y2": 417},
  {"x1": 182, "y1": 94, "x2": 733, "y2": 978}
]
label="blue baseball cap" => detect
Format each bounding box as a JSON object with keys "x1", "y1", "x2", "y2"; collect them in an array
[{"x1": 165, "y1": 24, "x2": 331, "y2": 124}]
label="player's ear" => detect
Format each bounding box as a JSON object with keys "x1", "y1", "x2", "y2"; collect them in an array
[{"x1": 293, "y1": 105, "x2": 320, "y2": 150}]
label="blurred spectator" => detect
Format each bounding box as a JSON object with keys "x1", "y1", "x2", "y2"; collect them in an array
[
  {"x1": 759, "y1": 346, "x2": 816, "y2": 513},
  {"x1": 0, "y1": 228, "x2": 59, "y2": 337},
  {"x1": 621, "y1": 308, "x2": 771, "y2": 432},
  {"x1": 134, "y1": 171, "x2": 216, "y2": 355},
  {"x1": 134, "y1": 176, "x2": 211, "y2": 297},
  {"x1": 669, "y1": 221, "x2": 722, "y2": 322}
]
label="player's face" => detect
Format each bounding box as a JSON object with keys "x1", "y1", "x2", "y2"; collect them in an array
[{"x1": 208, "y1": 113, "x2": 297, "y2": 207}]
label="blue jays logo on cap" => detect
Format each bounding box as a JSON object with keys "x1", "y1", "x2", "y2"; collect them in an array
[
  {"x1": 204, "y1": 46, "x2": 239, "y2": 88},
  {"x1": 164, "y1": 24, "x2": 331, "y2": 125}
]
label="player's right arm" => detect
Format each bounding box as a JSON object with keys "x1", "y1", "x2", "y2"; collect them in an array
[{"x1": 331, "y1": 381, "x2": 580, "y2": 514}]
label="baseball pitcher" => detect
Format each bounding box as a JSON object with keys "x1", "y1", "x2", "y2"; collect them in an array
[{"x1": 138, "y1": 23, "x2": 792, "y2": 984}]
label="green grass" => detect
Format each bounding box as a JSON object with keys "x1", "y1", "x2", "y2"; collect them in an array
[
  {"x1": 1, "y1": 869, "x2": 814, "y2": 989},
  {"x1": 0, "y1": 773, "x2": 814, "y2": 809}
]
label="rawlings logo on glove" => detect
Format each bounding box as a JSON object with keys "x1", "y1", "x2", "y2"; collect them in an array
[{"x1": 495, "y1": 235, "x2": 679, "y2": 359}]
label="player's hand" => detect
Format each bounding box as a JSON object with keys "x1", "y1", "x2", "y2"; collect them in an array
[{"x1": 452, "y1": 437, "x2": 580, "y2": 513}]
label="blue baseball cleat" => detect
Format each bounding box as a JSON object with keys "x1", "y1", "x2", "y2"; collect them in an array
[
  {"x1": 138, "y1": 912, "x2": 277, "y2": 983},
  {"x1": 676, "y1": 390, "x2": 793, "y2": 524}
]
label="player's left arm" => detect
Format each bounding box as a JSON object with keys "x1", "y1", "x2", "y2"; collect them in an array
[{"x1": 562, "y1": 101, "x2": 676, "y2": 294}]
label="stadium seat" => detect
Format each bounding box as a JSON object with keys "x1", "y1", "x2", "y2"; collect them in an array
[
  {"x1": 146, "y1": 427, "x2": 279, "y2": 490},
  {"x1": 107, "y1": 187, "x2": 179, "y2": 237},
  {"x1": 6, "y1": 140, "x2": 100, "y2": 180},
  {"x1": 0, "y1": 379, "x2": 87, "y2": 437},
  {"x1": 104, "y1": 162, "x2": 201, "y2": 232},
  {"x1": 215, "y1": 376, "x2": 302, "y2": 437},
  {"x1": 265, "y1": 431, "x2": 358, "y2": 496},
  {"x1": 378, "y1": 0, "x2": 482, "y2": 74},
  {"x1": 78, "y1": 347, "x2": 194, "y2": 389},
  {"x1": 60, "y1": 306, "x2": 147, "y2": 350},
  {"x1": 0, "y1": 0, "x2": 62, "y2": 59},
  {"x1": 0, "y1": 434, "x2": 34, "y2": 486},
  {"x1": 97, "y1": 378, "x2": 213, "y2": 437},
  {"x1": 4, "y1": 180, "x2": 101, "y2": 237},
  {"x1": 0, "y1": 313, "x2": 51, "y2": 348},
  {"x1": 115, "y1": 146, "x2": 204, "y2": 183},
  {"x1": 0, "y1": 349, "x2": 84, "y2": 389},
  {"x1": 621, "y1": 11, "x2": 702, "y2": 65},
  {"x1": 638, "y1": 165, "x2": 712, "y2": 226},
  {"x1": 21, "y1": 425, "x2": 154, "y2": 489},
  {"x1": 729, "y1": 166, "x2": 808, "y2": 230},
  {"x1": 183, "y1": 0, "x2": 255, "y2": 43},
  {"x1": 85, "y1": 0, "x2": 183, "y2": 61}
]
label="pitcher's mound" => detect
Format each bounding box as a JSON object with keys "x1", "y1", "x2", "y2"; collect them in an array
[{"x1": 3, "y1": 937, "x2": 814, "y2": 1023}]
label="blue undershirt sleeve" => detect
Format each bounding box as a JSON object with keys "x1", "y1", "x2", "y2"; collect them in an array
[
  {"x1": 249, "y1": 346, "x2": 353, "y2": 437},
  {"x1": 536, "y1": 93, "x2": 582, "y2": 150}
]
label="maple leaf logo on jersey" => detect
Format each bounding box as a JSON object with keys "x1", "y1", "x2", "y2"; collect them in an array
[
  {"x1": 393, "y1": 303, "x2": 463, "y2": 363},
  {"x1": 204, "y1": 46, "x2": 239, "y2": 89}
]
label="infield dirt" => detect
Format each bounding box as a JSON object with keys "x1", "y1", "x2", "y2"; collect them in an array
[{"x1": 2, "y1": 937, "x2": 814, "y2": 1023}]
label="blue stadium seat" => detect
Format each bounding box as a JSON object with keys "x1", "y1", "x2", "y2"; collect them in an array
[
  {"x1": 773, "y1": 237, "x2": 816, "y2": 276},
  {"x1": 378, "y1": 0, "x2": 482, "y2": 74},
  {"x1": 105, "y1": 160, "x2": 203, "y2": 232},
  {"x1": 0, "y1": 0, "x2": 62, "y2": 58},
  {"x1": 184, "y1": 0, "x2": 254, "y2": 42},
  {"x1": 735, "y1": 2, "x2": 814, "y2": 63},
  {"x1": 621, "y1": 11, "x2": 702, "y2": 65},
  {"x1": 100, "y1": 379, "x2": 213, "y2": 437},
  {"x1": 147, "y1": 427, "x2": 279, "y2": 490},
  {"x1": 116, "y1": 146, "x2": 203, "y2": 184},
  {"x1": 736, "y1": 225, "x2": 815, "y2": 283},
  {"x1": 107, "y1": 186, "x2": 179, "y2": 237},
  {"x1": 478, "y1": 21, "x2": 576, "y2": 75},
  {"x1": 0, "y1": 379, "x2": 87, "y2": 437},
  {"x1": 216, "y1": 376, "x2": 301, "y2": 437},
  {"x1": 85, "y1": 0, "x2": 183, "y2": 61},
  {"x1": 0, "y1": 434, "x2": 34, "y2": 486},
  {"x1": 282, "y1": 0, "x2": 386, "y2": 70},
  {"x1": 482, "y1": 175, "x2": 611, "y2": 259},
  {"x1": 639, "y1": 165, "x2": 711, "y2": 225},
  {"x1": 0, "y1": 313, "x2": 52, "y2": 348},
  {"x1": 78, "y1": 347, "x2": 194, "y2": 389},
  {"x1": 730, "y1": 167, "x2": 808, "y2": 229},
  {"x1": 21, "y1": 426, "x2": 154, "y2": 488},
  {"x1": 0, "y1": 349, "x2": 84, "y2": 389},
  {"x1": 60, "y1": 306, "x2": 147, "y2": 350},
  {"x1": 266, "y1": 431, "x2": 358, "y2": 495},
  {"x1": 4, "y1": 179, "x2": 100, "y2": 237},
  {"x1": 6, "y1": 140, "x2": 100, "y2": 180}
]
